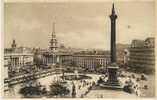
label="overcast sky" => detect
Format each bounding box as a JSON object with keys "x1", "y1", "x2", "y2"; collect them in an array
[{"x1": 4, "y1": 1, "x2": 155, "y2": 50}]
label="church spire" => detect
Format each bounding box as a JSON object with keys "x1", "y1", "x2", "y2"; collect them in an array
[
  {"x1": 49, "y1": 22, "x2": 58, "y2": 52},
  {"x1": 52, "y1": 22, "x2": 56, "y2": 38},
  {"x1": 52, "y1": 22, "x2": 55, "y2": 34}
]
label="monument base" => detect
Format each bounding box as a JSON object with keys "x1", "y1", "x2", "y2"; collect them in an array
[{"x1": 99, "y1": 63, "x2": 123, "y2": 90}]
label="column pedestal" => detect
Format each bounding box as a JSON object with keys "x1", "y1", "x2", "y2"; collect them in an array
[{"x1": 99, "y1": 63, "x2": 122, "y2": 89}]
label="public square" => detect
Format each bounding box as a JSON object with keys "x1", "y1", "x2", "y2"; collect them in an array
[
  {"x1": 4, "y1": 1, "x2": 155, "y2": 98},
  {"x1": 4, "y1": 68, "x2": 155, "y2": 98}
]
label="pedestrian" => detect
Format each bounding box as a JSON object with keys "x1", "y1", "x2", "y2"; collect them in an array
[
  {"x1": 79, "y1": 85, "x2": 81, "y2": 89},
  {"x1": 144, "y1": 85, "x2": 148, "y2": 89}
]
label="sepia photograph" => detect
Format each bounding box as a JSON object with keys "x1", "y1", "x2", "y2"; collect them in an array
[{"x1": 2, "y1": 0, "x2": 156, "y2": 98}]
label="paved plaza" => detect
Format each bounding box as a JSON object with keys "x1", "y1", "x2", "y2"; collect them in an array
[
  {"x1": 85, "y1": 89, "x2": 137, "y2": 98},
  {"x1": 5, "y1": 70, "x2": 155, "y2": 98}
]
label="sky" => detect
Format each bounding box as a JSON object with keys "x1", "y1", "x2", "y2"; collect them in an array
[{"x1": 4, "y1": 1, "x2": 155, "y2": 50}]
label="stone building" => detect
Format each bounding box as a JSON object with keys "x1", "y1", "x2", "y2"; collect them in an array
[
  {"x1": 41, "y1": 23, "x2": 111, "y2": 71},
  {"x1": 72, "y1": 54, "x2": 110, "y2": 71},
  {"x1": 116, "y1": 43, "x2": 129, "y2": 65},
  {"x1": 42, "y1": 50, "x2": 110, "y2": 71},
  {"x1": 4, "y1": 40, "x2": 34, "y2": 77},
  {"x1": 128, "y1": 37, "x2": 155, "y2": 73}
]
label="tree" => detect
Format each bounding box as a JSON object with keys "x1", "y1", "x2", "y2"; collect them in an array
[
  {"x1": 49, "y1": 82, "x2": 70, "y2": 97},
  {"x1": 19, "y1": 82, "x2": 42, "y2": 98}
]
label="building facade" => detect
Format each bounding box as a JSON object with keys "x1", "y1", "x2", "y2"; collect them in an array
[
  {"x1": 72, "y1": 55, "x2": 110, "y2": 71},
  {"x1": 128, "y1": 37, "x2": 155, "y2": 73},
  {"x1": 4, "y1": 40, "x2": 34, "y2": 77},
  {"x1": 40, "y1": 23, "x2": 111, "y2": 71},
  {"x1": 42, "y1": 52, "x2": 110, "y2": 71},
  {"x1": 5, "y1": 23, "x2": 111, "y2": 77}
]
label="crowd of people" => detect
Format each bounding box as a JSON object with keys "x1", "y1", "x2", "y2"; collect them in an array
[
  {"x1": 70, "y1": 79, "x2": 96, "y2": 98},
  {"x1": 119, "y1": 71, "x2": 148, "y2": 96}
]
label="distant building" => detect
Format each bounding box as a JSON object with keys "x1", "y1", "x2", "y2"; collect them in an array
[
  {"x1": 42, "y1": 51, "x2": 110, "y2": 71},
  {"x1": 42, "y1": 51, "x2": 73, "y2": 67},
  {"x1": 130, "y1": 39, "x2": 145, "y2": 48},
  {"x1": 4, "y1": 40, "x2": 34, "y2": 77},
  {"x1": 72, "y1": 54, "x2": 110, "y2": 71},
  {"x1": 116, "y1": 43, "x2": 130, "y2": 65},
  {"x1": 40, "y1": 24, "x2": 110, "y2": 71},
  {"x1": 128, "y1": 37, "x2": 155, "y2": 73}
]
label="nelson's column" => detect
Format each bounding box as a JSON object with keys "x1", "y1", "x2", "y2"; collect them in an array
[{"x1": 100, "y1": 3, "x2": 122, "y2": 89}]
